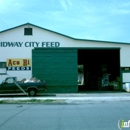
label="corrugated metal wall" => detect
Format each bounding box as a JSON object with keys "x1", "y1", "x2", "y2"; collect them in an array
[{"x1": 32, "y1": 48, "x2": 78, "y2": 93}]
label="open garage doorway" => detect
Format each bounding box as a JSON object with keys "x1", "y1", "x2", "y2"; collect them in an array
[{"x1": 78, "y1": 48, "x2": 120, "y2": 92}]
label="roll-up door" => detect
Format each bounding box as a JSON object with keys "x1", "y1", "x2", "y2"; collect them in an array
[{"x1": 32, "y1": 48, "x2": 78, "y2": 93}]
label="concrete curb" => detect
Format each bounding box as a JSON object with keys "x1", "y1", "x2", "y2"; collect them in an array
[
  {"x1": 0, "y1": 96, "x2": 130, "y2": 103},
  {"x1": 0, "y1": 92, "x2": 130, "y2": 103}
]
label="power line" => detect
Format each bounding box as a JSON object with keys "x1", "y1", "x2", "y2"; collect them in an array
[
  {"x1": 0, "y1": 0, "x2": 20, "y2": 31},
  {"x1": 0, "y1": 11, "x2": 10, "y2": 30},
  {"x1": 4, "y1": 0, "x2": 21, "y2": 23},
  {"x1": 0, "y1": 20, "x2": 9, "y2": 30}
]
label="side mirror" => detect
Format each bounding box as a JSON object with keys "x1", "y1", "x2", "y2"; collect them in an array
[{"x1": 2, "y1": 80, "x2": 7, "y2": 85}]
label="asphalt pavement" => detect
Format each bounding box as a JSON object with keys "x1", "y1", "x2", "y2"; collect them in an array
[{"x1": 1, "y1": 102, "x2": 129, "y2": 130}]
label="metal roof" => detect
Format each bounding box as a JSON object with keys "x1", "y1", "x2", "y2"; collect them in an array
[{"x1": 0, "y1": 22, "x2": 130, "y2": 45}]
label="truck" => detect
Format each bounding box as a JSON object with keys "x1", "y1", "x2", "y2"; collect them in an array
[{"x1": 0, "y1": 77, "x2": 46, "y2": 96}]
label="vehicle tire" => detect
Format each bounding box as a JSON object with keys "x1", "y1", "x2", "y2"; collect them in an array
[{"x1": 28, "y1": 89, "x2": 36, "y2": 96}]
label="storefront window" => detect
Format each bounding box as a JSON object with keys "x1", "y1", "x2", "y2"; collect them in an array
[{"x1": 0, "y1": 62, "x2": 6, "y2": 75}]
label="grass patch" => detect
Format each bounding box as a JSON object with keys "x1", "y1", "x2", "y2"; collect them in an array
[{"x1": 0, "y1": 99, "x2": 65, "y2": 104}]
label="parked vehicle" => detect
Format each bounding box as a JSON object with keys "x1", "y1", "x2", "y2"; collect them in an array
[{"x1": 0, "y1": 77, "x2": 46, "y2": 96}]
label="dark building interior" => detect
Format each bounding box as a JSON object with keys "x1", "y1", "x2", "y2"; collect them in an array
[{"x1": 78, "y1": 49, "x2": 120, "y2": 91}]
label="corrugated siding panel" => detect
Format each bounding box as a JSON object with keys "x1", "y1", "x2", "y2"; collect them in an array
[{"x1": 32, "y1": 48, "x2": 78, "y2": 93}]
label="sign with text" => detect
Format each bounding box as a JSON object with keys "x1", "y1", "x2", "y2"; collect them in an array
[
  {"x1": 0, "y1": 42, "x2": 60, "y2": 47},
  {"x1": 6, "y1": 59, "x2": 31, "y2": 71}
]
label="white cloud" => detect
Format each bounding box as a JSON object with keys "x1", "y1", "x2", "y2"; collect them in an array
[
  {"x1": 60, "y1": 0, "x2": 67, "y2": 11},
  {"x1": 66, "y1": 0, "x2": 72, "y2": 6},
  {"x1": 109, "y1": 1, "x2": 130, "y2": 15},
  {"x1": 121, "y1": 2, "x2": 130, "y2": 7},
  {"x1": 0, "y1": 0, "x2": 24, "y2": 14},
  {"x1": 0, "y1": 0, "x2": 4, "y2": 5},
  {"x1": 110, "y1": 8, "x2": 130, "y2": 15},
  {"x1": 59, "y1": 0, "x2": 72, "y2": 11},
  {"x1": 117, "y1": 9, "x2": 130, "y2": 14}
]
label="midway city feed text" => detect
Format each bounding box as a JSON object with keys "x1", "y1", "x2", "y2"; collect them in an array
[{"x1": 0, "y1": 42, "x2": 60, "y2": 47}]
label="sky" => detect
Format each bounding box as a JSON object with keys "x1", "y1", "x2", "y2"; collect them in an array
[{"x1": 0, "y1": 0, "x2": 130, "y2": 43}]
